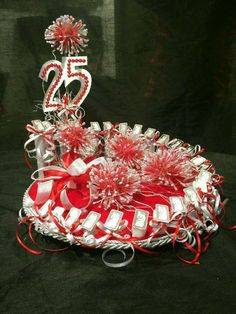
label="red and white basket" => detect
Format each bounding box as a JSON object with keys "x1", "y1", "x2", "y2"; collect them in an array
[{"x1": 18, "y1": 15, "x2": 224, "y2": 267}]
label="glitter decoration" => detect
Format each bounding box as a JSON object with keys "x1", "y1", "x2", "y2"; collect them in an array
[
  {"x1": 141, "y1": 147, "x2": 198, "y2": 188},
  {"x1": 56, "y1": 122, "x2": 99, "y2": 158},
  {"x1": 105, "y1": 132, "x2": 150, "y2": 169},
  {"x1": 88, "y1": 160, "x2": 141, "y2": 210},
  {"x1": 45, "y1": 15, "x2": 89, "y2": 55}
]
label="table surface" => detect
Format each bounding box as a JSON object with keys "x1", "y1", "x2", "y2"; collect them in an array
[{"x1": 1, "y1": 149, "x2": 236, "y2": 314}]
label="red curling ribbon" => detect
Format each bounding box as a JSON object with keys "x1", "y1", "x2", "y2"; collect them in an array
[
  {"x1": 70, "y1": 219, "x2": 83, "y2": 234},
  {"x1": 24, "y1": 150, "x2": 33, "y2": 169},
  {"x1": 28, "y1": 223, "x2": 69, "y2": 252},
  {"x1": 201, "y1": 232, "x2": 213, "y2": 254},
  {"x1": 212, "y1": 175, "x2": 224, "y2": 186},
  {"x1": 193, "y1": 147, "x2": 205, "y2": 157},
  {"x1": 221, "y1": 224, "x2": 236, "y2": 231},
  {"x1": 203, "y1": 241, "x2": 210, "y2": 253},
  {"x1": 98, "y1": 234, "x2": 113, "y2": 248},
  {"x1": 16, "y1": 217, "x2": 42, "y2": 255},
  {"x1": 207, "y1": 198, "x2": 236, "y2": 231},
  {"x1": 16, "y1": 216, "x2": 69, "y2": 255},
  {"x1": 117, "y1": 236, "x2": 160, "y2": 255},
  {"x1": 172, "y1": 219, "x2": 201, "y2": 265},
  {"x1": 216, "y1": 205, "x2": 236, "y2": 231},
  {"x1": 47, "y1": 194, "x2": 68, "y2": 235},
  {"x1": 132, "y1": 244, "x2": 159, "y2": 255}
]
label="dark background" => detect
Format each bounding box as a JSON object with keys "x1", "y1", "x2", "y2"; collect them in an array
[{"x1": 0, "y1": 0, "x2": 236, "y2": 313}]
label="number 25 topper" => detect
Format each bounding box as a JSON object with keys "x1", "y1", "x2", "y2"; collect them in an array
[
  {"x1": 39, "y1": 56, "x2": 92, "y2": 112},
  {"x1": 39, "y1": 15, "x2": 91, "y2": 112}
]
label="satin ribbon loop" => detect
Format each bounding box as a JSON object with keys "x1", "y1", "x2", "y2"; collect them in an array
[
  {"x1": 24, "y1": 121, "x2": 56, "y2": 164},
  {"x1": 101, "y1": 244, "x2": 135, "y2": 268},
  {"x1": 172, "y1": 218, "x2": 202, "y2": 265}
]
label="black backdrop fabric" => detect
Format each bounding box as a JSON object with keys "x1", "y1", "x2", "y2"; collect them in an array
[{"x1": 0, "y1": 1, "x2": 236, "y2": 313}]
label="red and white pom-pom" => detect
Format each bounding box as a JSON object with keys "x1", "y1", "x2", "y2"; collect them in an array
[
  {"x1": 105, "y1": 132, "x2": 150, "y2": 169},
  {"x1": 141, "y1": 147, "x2": 198, "y2": 189},
  {"x1": 45, "y1": 15, "x2": 89, "y2": 55},
  {"x1": 56, "y1": 122, "x2": 99, "y2": 158},
  {"x1": 88, "y1": 160, "x2": 141, "y2": 210}
]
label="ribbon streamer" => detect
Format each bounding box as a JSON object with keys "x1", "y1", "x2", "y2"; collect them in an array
[
  {"x1": 24, "y1": 122, "x2": 56, "y2": 172},
  {"x1": 102, "y1": 245, "x2": 135, "y2": 268}
]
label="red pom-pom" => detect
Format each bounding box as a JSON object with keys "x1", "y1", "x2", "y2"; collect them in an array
[
  {"x1": 45, "y1": 15, "x2": 89, "y2": 55},
  {"x1": 88, "y1": 160, "x2": 141, "y2": 210},
  {"x1": 105, "y1": 132, "x2": 150, "y2": 169},
  {"x1": 141, "y1": 147, "x2": 198, "y2": 189},
  {"x1": 56, "y1": 122, "x2": 99, "y2": 159}
]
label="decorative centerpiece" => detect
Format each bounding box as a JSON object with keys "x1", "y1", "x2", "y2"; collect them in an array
[{"x1": 17, "y1": 15, "x2": 226, "y2": 267}]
